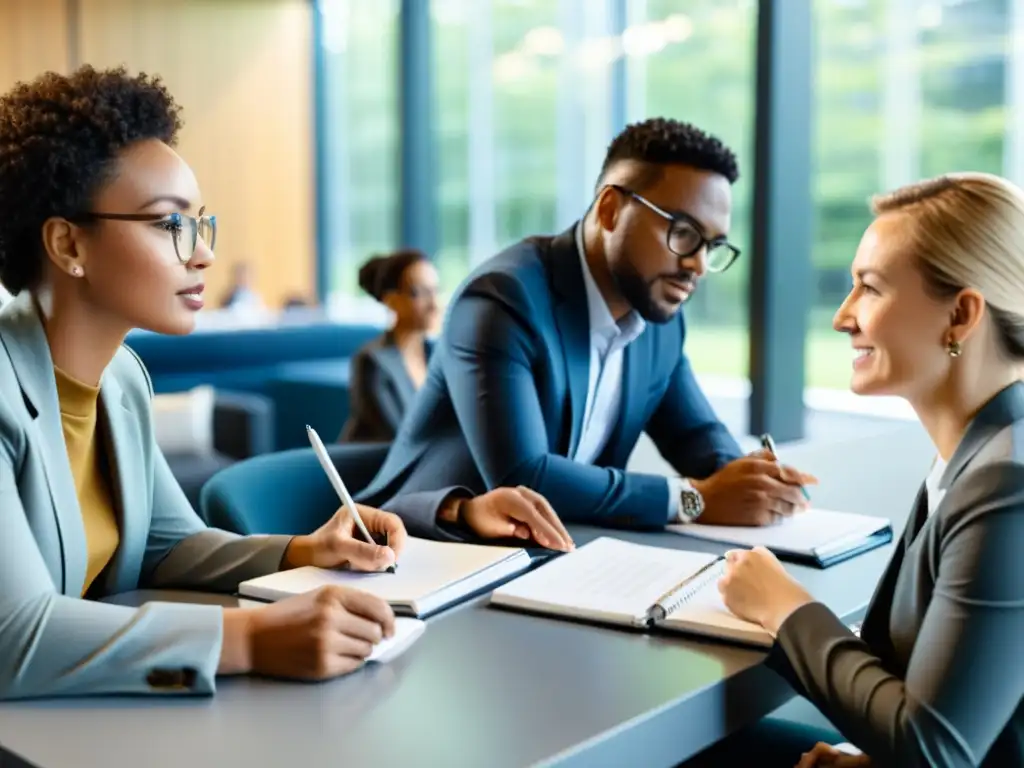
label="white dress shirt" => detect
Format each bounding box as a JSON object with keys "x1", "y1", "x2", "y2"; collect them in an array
[
  {"x1": 573, "y1": 224, "x2": 685, "y2": 521},
  {"x1": 926, "y1": 455, "x2": 947, "y2": 515}
]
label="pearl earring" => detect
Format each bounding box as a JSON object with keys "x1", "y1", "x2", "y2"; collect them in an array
[
  {"x1": 71, "y1": 265, "x2": 83, "y2": 277},
  {"x1": 947, "y1": 339, "x2": 962, "y2": 358}
]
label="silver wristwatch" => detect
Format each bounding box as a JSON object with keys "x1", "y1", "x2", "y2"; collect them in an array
[{"x1": 676, "y1": 478, "x2": 704, "y2": 523}]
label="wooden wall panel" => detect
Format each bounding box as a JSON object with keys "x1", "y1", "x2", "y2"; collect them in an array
[
  {"x1": 76, "y1": 0, "x2": 315, "y2": 308},
  {"x1": 0, "y1": 0, "x2": 70, "y2": 94}
]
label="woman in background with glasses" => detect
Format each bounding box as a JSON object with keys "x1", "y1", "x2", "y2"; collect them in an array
[
  {"x1": 339, "y1": 248, "x2": 440, "y2": 443},
  {"x1": 0, "y1": 65, "x2": 422, "y2": 699}
]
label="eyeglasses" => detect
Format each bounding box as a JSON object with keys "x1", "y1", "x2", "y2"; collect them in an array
[
  {"x1": 608, "y1": 184, "x2": 740, "y2": 273},
  {"x1": 70, "y1": 206, "x2": 217, "y2": 264}
]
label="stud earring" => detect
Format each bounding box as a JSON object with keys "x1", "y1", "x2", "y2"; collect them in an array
[
  {"x1": 947, "y1": 339, "x2": 962, "y2": 358},
  {"x1": 70, "y1": 265, "x2": 83, "y2": 277}
]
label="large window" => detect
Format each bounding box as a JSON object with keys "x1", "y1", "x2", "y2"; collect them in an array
[
  {"x1": 811, "y1": 0, "x2": 1012, "y2": 389},
  {"x1": 316, "y1": 0, "x2": 1017, "y2": 414},
  {"x1": 432, "y1": 0, "x2": 621, "y2": 294},
  {"x1": 431, "y1": 0, "x2": 756, "y2": 384},
  {"x1": 627, "y1": 0, "x2": 756, "y2": 383},
  {"x1": 318, "y1": 0, "x2": 400, "y2": 316}
]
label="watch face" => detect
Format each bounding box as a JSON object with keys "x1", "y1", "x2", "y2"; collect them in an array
[{"x1": 681, "y1": 489, "x2": 703, "y2": 520}]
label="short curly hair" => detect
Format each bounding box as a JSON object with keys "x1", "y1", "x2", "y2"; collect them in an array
[
  {"x1": 0, "y1": 65, "x2": 182, "y2": 293},
  {"x1": 597, "y1": 117, "x2": 739, "y2": 190}
]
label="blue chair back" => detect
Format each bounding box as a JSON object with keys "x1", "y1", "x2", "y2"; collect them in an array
[{"x1": 200, "y1": 442, "x2": 391, "y2": 535}]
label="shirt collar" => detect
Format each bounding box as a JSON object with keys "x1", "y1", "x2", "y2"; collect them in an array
[{"x1": 575, "y1": 221, "x2": 646, "y2": 343}]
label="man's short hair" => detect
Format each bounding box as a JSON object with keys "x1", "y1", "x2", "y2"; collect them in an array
[{"x1": 597, "y1": 117, "x2": 739, "y2": 190}]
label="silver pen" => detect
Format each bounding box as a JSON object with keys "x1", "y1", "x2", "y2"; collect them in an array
[{"x1": 760, "y1": 433, "x2": 810, "y2": 501}]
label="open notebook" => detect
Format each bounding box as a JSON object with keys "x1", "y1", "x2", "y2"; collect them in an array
[
  {"x1": 490, "y1": 537, "x2": 773, "y2": 648},
  {"x1": 239, "y1": 538, "x2": 532, "y2": 618},
  {"x1": 668, "y1": 508, "x2": 892, "y2": 568}
]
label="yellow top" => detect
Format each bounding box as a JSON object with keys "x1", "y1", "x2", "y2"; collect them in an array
[{"x1": 54, "y1": 366, "x2": 120, "y2": 596}]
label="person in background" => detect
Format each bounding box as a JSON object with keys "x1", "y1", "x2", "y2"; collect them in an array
[
  {"x1": 218, "y1": 261, "x2": 264, "y2": 312},
  {"x1": 701, "y1": 172, "x2": 1024, "y2": 767},
  {"x1": 0, "y1": 65, "x2": 564, "y2": 701},
  {"x1": 339, "y1": 249, "x2": 439, "y2": 443},
  {"x1": 283, "y1": 295, "x2": 314, "y2": 310},
  {"x1": 357, "y1": 118, "x2": 815, "y2": 538}
]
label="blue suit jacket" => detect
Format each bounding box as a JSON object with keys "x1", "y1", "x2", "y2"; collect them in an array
[{"x1": 358, "y1": 226, "x2": 743, "y2": 529}]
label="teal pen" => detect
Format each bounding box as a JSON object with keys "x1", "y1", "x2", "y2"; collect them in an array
[{"x1": 760, "y1": 433, "x2": 811, "y2": 501}]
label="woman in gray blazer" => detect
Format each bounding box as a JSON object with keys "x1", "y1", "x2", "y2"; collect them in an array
[
  {"x1": 340, "y1": 249, "x2": 438, "y2": 442},
  {"x1": 702, "y1": 173, "x2": 1024, "y2": 767},
  {"x1": 0, "y1": 66, "x2": 561, "y2": 701}
]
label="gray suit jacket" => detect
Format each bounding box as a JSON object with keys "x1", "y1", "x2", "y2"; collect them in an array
[
  {"x1": 339, "y1": 333, "x2": 433, "y2": 443},
  {"x1": 0, "y1": 294, "x2": 297, "y2": 700},
  {"x1": 769, "y1": 381, "x2": 1024, "y2": 767}
]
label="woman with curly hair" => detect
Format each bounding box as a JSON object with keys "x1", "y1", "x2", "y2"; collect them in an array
[{"x1": 0, "y1": 65, "x2": 424, "y2": 699}]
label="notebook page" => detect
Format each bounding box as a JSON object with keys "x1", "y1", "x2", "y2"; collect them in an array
[
  {"x1": 660, "y1": 577, "x2": 773, "y2": 646},
  {"x1": 491, "y1": 537, "x2": 719, "y2": 624},
  {"x1": 239, "y1": 537, "x2": 526, "y2": 604},
  {"x1": 667, "y1": 508, "x2": 888, "y2": 555}
]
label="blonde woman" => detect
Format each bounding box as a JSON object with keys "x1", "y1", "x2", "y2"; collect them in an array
[{"x1": 704, "y1": 173, "x2": 1024, "y2": 767}]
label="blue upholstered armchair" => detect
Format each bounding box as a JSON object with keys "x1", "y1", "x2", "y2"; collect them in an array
[{"x1": 199, "y1": 442, "x2": 390, "y2": 536}]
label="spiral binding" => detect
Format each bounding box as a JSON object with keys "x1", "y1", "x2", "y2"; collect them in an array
[{"x1": 644, "y1": 557, "x2": 726, "y2": 624}]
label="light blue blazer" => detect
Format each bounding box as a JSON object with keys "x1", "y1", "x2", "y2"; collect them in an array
[{"x1": 0, "y1": 293, "x2": 293, "y2": 699}]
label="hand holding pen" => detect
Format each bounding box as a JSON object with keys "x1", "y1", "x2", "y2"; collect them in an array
[
  {"x1": 280, "y1": 426, "x2": 407, "y2": 573},
  {"x1": 759, "y1": 433, "x2": 812, "y2": 503},
  {"x1": 688, "y1": 436, "x2": 817, "y2": 526}
]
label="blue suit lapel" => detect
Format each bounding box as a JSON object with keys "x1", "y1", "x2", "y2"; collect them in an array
[
  {"x1": 549, "y1": 227, "x2": 592, "y2": 458},
  {"x1": 554, "y1": 301, "x2": 590, "y2": 457},
  {"x1": 98, "y1": 378, "x2": 148, "y2": 595}
]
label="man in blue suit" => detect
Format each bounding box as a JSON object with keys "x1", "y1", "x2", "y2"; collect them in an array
[{"x1": 358, "y1": 118, "x2": 813, "y2": 543}]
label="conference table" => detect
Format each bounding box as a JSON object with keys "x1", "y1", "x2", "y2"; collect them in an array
[{"x1": 0, "y1": 518, "x2": 903, "y2": 768}]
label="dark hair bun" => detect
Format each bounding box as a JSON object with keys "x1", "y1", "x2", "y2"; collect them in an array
[
  {"x1": 357, "y1": 255, "x2": 389, "y2": 300},
  {"x1": 357, "y1": 249, "x2": 428, "y2": 303}
]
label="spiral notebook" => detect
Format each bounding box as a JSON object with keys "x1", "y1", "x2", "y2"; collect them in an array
[{"x1": 490, "y1": 537, "x2": 773, "y2": 648}]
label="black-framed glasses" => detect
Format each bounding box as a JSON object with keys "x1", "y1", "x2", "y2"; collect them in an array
[
  {"x1": 70, "y1": 206, "x2": 217, "y2": 264},
  {"x1": 608, "y1": 184, "x2": 740, "y2": 273}
]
